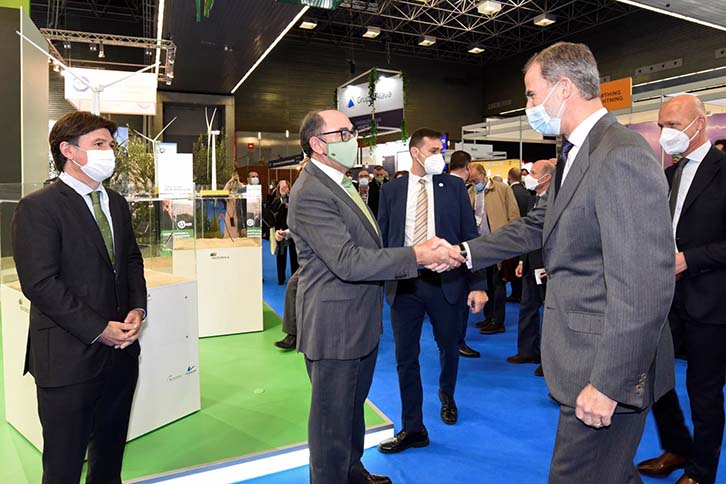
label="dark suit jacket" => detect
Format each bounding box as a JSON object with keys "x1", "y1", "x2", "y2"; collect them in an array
[
  {"x1": 522, "y1": 194, "x2": 544, "y2": 274},
  {"x1": 11, "y1": 179, "x2": 147, "y2": 388},
  {"x1": 377, "y1": 173, "x2": 487, "y2": 306},
  {"x1": 268, "y1": 196, "x2": 290, "y2": 231},
  {"x1": 666, "y1": 145, "x2": 726, "y2": 324},
  {"x1": 367, "y1": 178, "x2": 387, "y2": 217},
  {"x1": 510, "y1": 182, "x2": 534, "y2": 217}
]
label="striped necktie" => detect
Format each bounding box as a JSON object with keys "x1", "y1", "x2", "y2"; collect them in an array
[
  {"x1": 89, "y1": 191, "x2": 115, "y2": 264},
  {"x1": 413, "y1": 178, "x2": 428, "y2": 245}
]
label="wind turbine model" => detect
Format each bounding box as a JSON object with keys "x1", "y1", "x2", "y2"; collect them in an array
[
  {"x1": 205, "y1": 107, "x2": 221, "y2": 190},
  {"x1": 131, "y1": 117, "x2": 178, "y2": 188},
  {"x1": 16, "y1": 31, "x2": 158, "y2": 115}
]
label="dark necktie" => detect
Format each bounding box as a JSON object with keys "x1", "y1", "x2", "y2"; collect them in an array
[
  {"x1": 669, "y1": 159, "x2": 689, "y2": 218},
  {"x1": 554, "y1": 137, "x2": 574, "y2": 197}
]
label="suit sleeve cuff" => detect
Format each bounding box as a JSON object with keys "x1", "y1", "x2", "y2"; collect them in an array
[
  {"x1": 134, "y1": 308, "x2": 147, "y2": 320},
  {"x1": 463, "y1": 242, "x2": 473, "y2": 270}
]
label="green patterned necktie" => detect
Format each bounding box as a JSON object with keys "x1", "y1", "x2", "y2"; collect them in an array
[
  {"x1": 340, "y1": 176, "x2": 379, "y2": 235},
  {"x1": 89, "y1": 191, "x2": 115, "y2": 264}
]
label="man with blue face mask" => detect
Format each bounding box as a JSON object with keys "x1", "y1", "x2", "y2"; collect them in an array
[
  {"x1": 459, "y1": 42, "x2": 675, "y2": 484},
  {"x1": 289, "y1": 110, "x2": 464, "y2": 484},
  {"x1": 376, "y1": 128, "x2": 488, "y2": 454},
  {"x1": 11, "y1": 111, "x2": 147, "y2": 483},
  {"x1": 636, "y1": 95, "x2": 726, "y2": 484}
]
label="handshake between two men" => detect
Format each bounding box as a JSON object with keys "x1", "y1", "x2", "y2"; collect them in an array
[{"x1": 412, "y1": 236, "x2": 466, "y2": 273}]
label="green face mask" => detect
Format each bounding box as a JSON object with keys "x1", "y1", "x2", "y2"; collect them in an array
[
  {"x1": 326, "y1": 136, "x2": 359, "y2": 169},
  {"x1": 375, "y1": 175, "x2": 385, "y2": 183}
]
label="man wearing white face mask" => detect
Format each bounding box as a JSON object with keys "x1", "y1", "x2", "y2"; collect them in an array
[
  {"x1": 376, "y1": 128, "x2": 488, "y2": 454},
  {"x1": 11, "y1": 111, "x2": 147, "y2": 483},
  {"x1": 460, "y1": 42, "x2": 675, "y2": 483},
  {"x1": 636, "y1": 95, "x2": 726, "y2": 484}
]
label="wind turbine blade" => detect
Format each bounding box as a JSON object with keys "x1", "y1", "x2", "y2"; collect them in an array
[
  {"x1": 153, "y1": 116, "x2": 177, "y2": 141},
  {"x1": 131, "y1": 128, "x2": 155, "y2": 143},
  {"x1": 16, "y1": 31, "x2": 94, "y2": 90}
]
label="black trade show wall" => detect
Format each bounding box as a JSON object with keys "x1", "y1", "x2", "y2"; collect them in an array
[{"x1": 0, "y1": 7, "x2": 22, "y2": 184}]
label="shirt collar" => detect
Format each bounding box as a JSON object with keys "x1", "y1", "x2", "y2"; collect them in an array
[
  {"x1": 409, "y1": 172, "x2": 433, "y2": 185},
  {"x1": 684, "y1": 141, "x2": 711, "y2": 163},
  {"x1": 567, "y1": 108, "x2": 608, "y2": 148},
  {"x1": 59, "y1": 171, "x2": 105, "y2": 198},
  {"x1": 311, "y1": 157, "x2": 345, "y2": 185}
]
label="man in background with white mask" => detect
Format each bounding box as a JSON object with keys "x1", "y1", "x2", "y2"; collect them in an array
[
  {"x1": 289, "y1": 111, "x2": 463, "y2": 484},
  {"x1": 11, "y1": 111, "x2": 147, "y2": 483},
  {"x1": 357, "y1": 168, "x2": 370, "y2": 205},
  {"x1": 376, "y1": 128, "x2": 488, "y2": 454},
  {"x1": 459, "y1": 42, "x2": 675, "y2": 483},
  {"x1": 637, "y1": 95, "x2": 726, "y2": 484}
]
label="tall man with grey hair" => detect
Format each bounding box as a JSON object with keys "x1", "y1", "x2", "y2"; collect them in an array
[
  {"x1": 289, "y1": 109, "x2": 463, "y2": 484},
  {"x1": 459, "y1": 42, "x2": 675, "y2": 483}
]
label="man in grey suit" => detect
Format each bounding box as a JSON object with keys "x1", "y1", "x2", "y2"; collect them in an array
[
  {"x1": 288, "y1": 109, "x2": 463, "y2": 484},
  {"x1": 459, "y1": 42, "x2": 675, "y2": 483}
]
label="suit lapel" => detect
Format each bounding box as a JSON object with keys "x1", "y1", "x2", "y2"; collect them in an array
[
  {"x1": 542, "y1": 113, "x2": 615, "y2": 245},
  {"x1": 308, "y1": 163, "x2": 382, "y2": 247},
  {"x1": 109, "y1": 191, "x2": 124, "y2": 269},
  {"x1": 433, "y1": 175, "x2": 443, "y2": 236},
  {"x1": 680, "y1": 147, "x2": 722, "y2": 217},
  {"x1": 57, "y1": 181, "x2": 114, "y2": 270}
]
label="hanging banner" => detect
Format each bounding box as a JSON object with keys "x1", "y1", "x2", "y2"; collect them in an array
[
  {"x1": 338, "y1": 74, "x2": 404, "y2": 133},
  {"x1": 64, "y1": 67, "x2": 157, "y2": 115}
]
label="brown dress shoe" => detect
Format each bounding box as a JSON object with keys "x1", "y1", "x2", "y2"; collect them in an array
[
  {"x1": 637, "y1": 452, "x2": 688, "y2": 477},
  {"x1": 674, "y1": 475, "x2": 699, "y2": 484}
]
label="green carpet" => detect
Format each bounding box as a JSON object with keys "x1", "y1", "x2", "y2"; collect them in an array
[{"x1": 0, "y1": 304, "x2": 389, "y2": 483}]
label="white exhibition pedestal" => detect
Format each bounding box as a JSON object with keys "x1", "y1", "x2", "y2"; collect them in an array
[
  {"x1": 0, "y1": 269, "x2": 200, "y2": 451},
  {"x1": 173, "y1": 238, "x2": 263, "y2": 337}
]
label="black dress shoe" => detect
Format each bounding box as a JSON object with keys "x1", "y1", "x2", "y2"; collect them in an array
[
  {"x1": 474, "y1": 319, "x2": 493, "y2": 328},
  {"x1": 458, "y1": 343, "x2": 480, "y2": 358},
  {"x1": 439, "y1": 390, "x2": 458, "y2": 425},
  {"x1": 506, "y1": 354, "x2": 541, "y2": 364},
  {"x1": 534, "y1": 365, "x2": 544, "y2": 377},
  {"x1": 377, "y1": 429, "x2": 429, "y2": 454},
  {"x1": 350, "y1": 470, "x2": 392, "y2": 484},
  {"x1": 637, "y1": 452, "x2": 688, "y2": 477},
  {"x1": 479, "y1": 321, "x2": 505, "y2": 334},
  {"x1": 274, "y1": 334, "x2": 296, "y2": 350}
]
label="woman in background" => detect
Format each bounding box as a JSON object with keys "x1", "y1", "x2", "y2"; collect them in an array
[{"x1": 269, "y1": 180, "x2": 298, "y2": 285}]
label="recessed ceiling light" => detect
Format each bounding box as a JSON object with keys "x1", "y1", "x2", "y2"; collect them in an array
[
  {"x1": 419, "y1": 35, "x2": 436, "y2": 47},
  {"x1": 468, "y1": 46, "x2": 485, "y2": 54},
  {"x1": 363, "y1": 26, "x2": 381, "y2": 39},
  {"x1": 533, "y1": 13, "x2": 556, "y2": 26},
  {"x1": 299, "y1": 19, "x2": 317, "y2": 30},
  {"x1": 477, "y1": 1, "x2": 502, "y2": 15}
]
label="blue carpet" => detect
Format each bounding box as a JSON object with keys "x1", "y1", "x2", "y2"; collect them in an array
[{"x1": 252, "y1": 239, "x2": 721, "y2": 484}]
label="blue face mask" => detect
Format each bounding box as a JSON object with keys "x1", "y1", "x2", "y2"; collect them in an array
[
  {"x1": 525, "y1": 81, "x2": 567, "y2": 136},
  {"x1": 474, "y1": 182, "x2": 486, "y2": 193}
]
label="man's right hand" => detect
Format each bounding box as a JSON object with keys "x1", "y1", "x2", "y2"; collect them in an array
[
  {"x1": 413, "y1": 237, "x2": 464, "y2": 272},
  {"x1": 274, "y1": 229, "x2": 286, "y2": 242},
  {"x1": 99, "y1": 321, "x2": 135, "y2": 348}
]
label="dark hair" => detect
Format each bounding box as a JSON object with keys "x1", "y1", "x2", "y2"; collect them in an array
[
  {"x1": 715, "y1": 139, "x2": 726, "y2": 146},
  {"x1": 409, "y1": 128, "x2": 443, "y2": 152},
  {"x1": 49, "y1": 111, "x2": 117, "y2": 172},
  {"x1": 373, "y1": 165, "x2": 385, "y2": 172},
  {"x1": 524, "y1": 42, "x2": 601, "y2": 100},
  {"x1": 393, "y1": 170, "x2": 408, "y2": 179},
  {"x1": 449, "y1": 151, "x2": 471, "y2": 171},
  {"x1": 300, "y1": 111, "x2": 325, "y2": 157},
  {"x1": 508, "y1": 167, "x2": 522, "y2": 182}
]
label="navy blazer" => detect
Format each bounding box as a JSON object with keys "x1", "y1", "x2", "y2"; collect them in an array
[{"x1": 378, "y1": 173, "x2": 487, "y2": 305}]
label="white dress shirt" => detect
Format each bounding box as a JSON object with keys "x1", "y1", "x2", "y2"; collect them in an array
[
  {"x1": 404, "y1": 173, "x2": 436, "y2": 247},
  {"x1": 60, "y1": 171, "x2": 115, "y2": 244},
  {"x1": 561, "y1": 107, "x2": 608, "y2": 183},
  {"x1": 672, "y1": 141, "x2": 711, "y2": 240}
]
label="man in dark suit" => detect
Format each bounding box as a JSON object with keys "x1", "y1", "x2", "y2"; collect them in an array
[
  {"x1": 288, "y1": 110, "x2": 463, "y2": 484},
  {"x1": 637, "y1": 95, "x2": 726, "y2": 484},
  {"x1": 460, "y1": 42, "x2": 675, "y2": 483},
  {"x1": 11, "y1": 111, "x2": 147, "y2": 484},
  {"x1": 367, "y1": 165, "x2": 388, "y2": 217},
  {"x1": 507, "y1": 159, "x2": 555, "y2": 375},
  {"x1": 376, "y1": 128, "x2": 488, "y2": 454},
  {"x1": 505, "y1": 167, "x2": 533, "y2": 303}
]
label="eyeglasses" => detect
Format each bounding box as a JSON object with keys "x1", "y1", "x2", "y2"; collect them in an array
[{"x1": 315, "y1": 128, "x2": 358, "y2": 142}]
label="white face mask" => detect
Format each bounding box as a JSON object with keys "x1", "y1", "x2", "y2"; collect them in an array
[
  {"x1": 71, "y1": 148, "x2": 116, "y2": 182},
  {"x1": 523, "y1": 173, "x2": 549, "y2": 191},
  {"x1": 659, "y1": 118, "x2": 699, "y2": 155},
  {"x1": 525, "y1": 81, "x2": 567, "y2": 136},
  {"x1": 417, "y1": 152, "x2": 446, "y2": 175},
  {"x1": 250, "y1": 177, "x2": 260, "y2": 185}
]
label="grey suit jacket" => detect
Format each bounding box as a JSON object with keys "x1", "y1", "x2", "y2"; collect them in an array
[
  {"x1": 467, "y1": 112, "x2": 675, "y2": 410},
  {"x1": 288, "y1": 162, "x2": 419, "y2": 361}
]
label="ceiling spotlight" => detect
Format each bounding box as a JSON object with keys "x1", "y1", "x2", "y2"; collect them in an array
[
  {"x1": 166, "y1": 80, "x2": 172, "y2": 85},
  {"x1": 62, "y1": 40, "x2": 71, "y2": 50},
  {"x1": 418, "y1": 35, "x2": 436, "y2": 47},
  {"x1": 363, "y1": 26, "x2": 381, "y2": 39},
  {"x1": 98, "y1": 42, "x2": 105, "y2": 58},
  {"x1": 299, "y1": 19, "x2": 317, "y2": 30},
  {"x1": 60, "y1": 69, "x2": 66, "y2": 77},
  {"x1": 477, "y1": 1, "x2": 502, "y2": 15},
  {"x1": 533, "y1": 13, "x2": 556, "y2": 26},
  {"x1": 89, "y1": 43, "x2": 97, "y2": 52},
  {"x1": 52, "y1": 64, "x2": 60, "y2": 73},
  {"x1": 145, "y1": 48, "x2": 153, "y2": 56},
  {"x1": 468, "y1": 46, "x2": 485, "y2": 54}
]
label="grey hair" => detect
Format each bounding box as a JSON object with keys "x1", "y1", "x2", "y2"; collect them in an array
[
  {"x1": 524, "y1": 42, "x2": 601, "y2": 100},
  {"x1": 299, "y1": 111, "x2": 325, "y2": 157}
]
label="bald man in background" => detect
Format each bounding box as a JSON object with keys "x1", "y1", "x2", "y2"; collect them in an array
[{"x1": 637, "y1": 95, "x2": 726, "y2": 484}]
